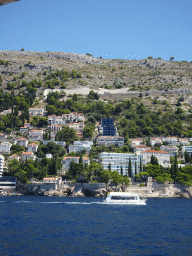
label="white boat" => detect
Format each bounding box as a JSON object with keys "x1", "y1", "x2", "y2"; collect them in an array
[{"x1": 105, "y1": 192, "x2": 146, "y2": 205}]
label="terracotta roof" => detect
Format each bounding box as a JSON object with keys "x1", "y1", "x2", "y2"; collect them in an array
[
  {"x1": 18, "y1": 138, "x2": 27, "y2": 140},
  {"x1": 143, "y1": 150, "x2": 169, "y2": 154},
  {"x1": 136, "y1": 145, "x2": 150, "y2": 148},
  {"x1": 22, "y1": 152, "x2": 33, "y2": 155},
  {"x1": 29, "y1": 130, "x2": 43, "y2": 132}
]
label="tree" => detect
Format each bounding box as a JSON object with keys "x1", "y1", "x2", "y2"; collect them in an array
[
  {"x1": 121, "y1": 166, "x2": 123, "y2": 175},
  {"x1": 21, "y1": 48, "x2": 24, "y2": 51},
  {"x1": 0, "y1": 75, "x2": 2, "y2": 86},
  {"x1": 176, "y1": 166, "x2": 192, "y2": 186},
  {"x1": 128, "y1": 158, "x2": 132, "y2": 177},
  {"x1": 100, "y1": 169, "x2": 111, "y2": 189},
  {"x1": 173, "y1": 155, "x2": 179, "y2": 178},
  {"x1": 170, "y1": 57, "x2": 175, "y2": 61},
  {"x1": 150, "y1": 155, "x2": 159, "y2": 165},
  {"x1": 135, "y1": 161, "x2": 137, "y2": 177},
  {"x1": 140, "y1": 156, "x2": 142, "y2": 173}
]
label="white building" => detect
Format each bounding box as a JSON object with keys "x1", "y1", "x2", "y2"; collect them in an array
[
  {"x1": 62, "y1": 112, "x2": 85, "y2": 123},
  {"x1": 60, "y1": 156, "x2": 90, "y2": 175},
  {"x1": 0, "y1": 154, "x2": 4, "y2": 177},
  {"x1": 162, "y1": 136, "x2": 178, "y2": 145},
  {"x1": 50, "y1": 124, "x2": 62, "y2": 133},
  {"x1": 181, "y1": 146, "x2": 192, "y2": 156},
  {"x1": 24, "y1": 122, "x2": 33, "y2": 130},
  {"x1": 9, "y1": 155, "x2": 20, "y2": 161},
  {"x1": 0, "y1": 109, "x2": 12, "y2": 115},
  {"x1": 29, "y1": 107, "x2": 45, "y2": 116},
  {"x1": 20, "y1": 127, "x2": 29, "y2": 133},
  {"x1": 21, "y1": 152, "x2": 36, "y2": 160},
  {"x1": 0, "y1": 142, "x2": 12, "y2": 154},
  {"x1": 17, "y1": 138, "x2": 28, "y2": 148},
  {"x1": 27, "y1": 143, "x2": 38, "y2": 152},
  {"x1": 48, "y1": 115, "x2": 66, "y2": 125},
  {"x1": 48, "y1": 112, "x2": 85, "y2": 125},
  {"x1": 99, "y1": 152, "x2": 142, "y2": 176},
  {"x1": 150, "y1": 137, "x2": 162, "y2": 146},
  {"x1": 0, "y1": 133, "x2": 7, "y2": 142},
  {"x1": 68, "y1": 122, "x2": 84, "y2": 132},
  {"x1": 46, "y1": 153, "x2": 53, "y2": 159},
  {"x1": 69, "y1": 141, "x2": 93, "y2": 154},
  {"x1": 160, "y1": 145, "x2": 178, "y2": 156},
  {"x1": 179, "y1": 138, "x2": 190, "y2": 146},
  {"x1": 96, "y1": 136, "x2": 124, "y2": 147},
  {"x1": 133, "y1": 145, "x2": 151, "y2": 154},
  {"x1": 130, "y1": 138, "x2": 143, "y2": 147},
  {"x1": 142, "y1": 150, "x2": 170, "y2": 168},
  {"x1": 28, "y1": 130, "x2": 43, "y2": 141}
]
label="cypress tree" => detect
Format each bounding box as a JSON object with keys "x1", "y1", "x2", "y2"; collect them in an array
[
  {"x1": 121, "y1": 166, "x2": 123, "y2": 176},
  {"x1": 128, "y1": 158, "x2": 132, "y2": 177},
  {"x1": 135, "y1": 161, "x2": 137, "y2": 176},
  {"x1": 140, "y1": 156, "x2": 142, "y2": 173},
  {"x1": 173, "y1": 155, "x2": 179, "y2": 178},
  {"x1": 109, "y1": 163, "x2": 111, "y2": 171}
]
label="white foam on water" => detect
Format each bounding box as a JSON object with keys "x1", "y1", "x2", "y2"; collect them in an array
[{"x1": 15, "y1": 201, "x2": 31, "y2": 203}]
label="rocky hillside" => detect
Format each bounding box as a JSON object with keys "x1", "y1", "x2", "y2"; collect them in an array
[{"x1": 0, "y1": 50, "x2": 192, "y2": 96}]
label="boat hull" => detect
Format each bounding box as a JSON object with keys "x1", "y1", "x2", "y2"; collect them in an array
[{"x1": 105, "y1": 199, "x2": 146, "y2": 205}]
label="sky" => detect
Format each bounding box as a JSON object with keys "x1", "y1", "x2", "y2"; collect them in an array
[{"x1": 0, "y1": 0, "x2": 192, "y2": 61}]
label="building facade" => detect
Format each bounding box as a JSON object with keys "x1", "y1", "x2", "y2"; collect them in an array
[
  {"x1": 96, "y1": 136, "x2": 124, "y2": 147},
  {"x1": 27, "y1": 143, "x2": 39, "y2": 152},
  {"x1": 0, "y1": 142, "x2": 12, "y2": 154},
  {"x1": 100, "y1": 118, "x2": 116, "y2": 136},
  {"x1": 142, "y1": 150, "x2": 170, "y2": 168},
  {"x1": 99, "y1": 152, "x2": 142, "y2": 176},
  {"x1": 60, "y1": 156, "x2": 90, "y2": 175},
  {"x1": 69, "y1": 141, "x2": 93, "y2": 153},
  {"x1": 17, "y1": 138, "x2": 28, "y2": 148},
  {"x1": 29, "y1": 107, "x2": 45, "y2": 116},
  {"x1": 160, "y1": 145, "x2": 178, "y2": 156},
  {"x1": 21, "y1": 152, "x2": 36, "y2": 160}
]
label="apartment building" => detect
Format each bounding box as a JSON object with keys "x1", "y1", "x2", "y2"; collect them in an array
[
  {"x1": 150, "y1": 137, "x2": 162, "y2": 146},
  {"x1": 96, "y1": 136, "x2": 124, "y2": 147},
  {"x1": 181, "y1": 146, "x2": 192, "y2": 156},
  {"x1": 68, "y1": 122, "x2": 84, "y2": 132},
  {"x1": 133, "y1": 145, "x2": 151, "y2": 154},
  {"x1": 0, "y1": 142, "x2": 12, "y2": 154},
  {"x1": 29, "y1": 107, "x2": 45, "y2": 116},
  {"x1": 130, "y1": 138, "x2": 143, "y2": 147},
  {"x1": 60, "y1": 156, "x2": 90, "y2": 175},
  {"x1": 28, "y1": 130, "x2": 43, "y2": 141},
  {"x1": 142, "y1": 150, "x2": 170, "y2": 168},
  {"x1": 50, "y1": 124, "x2": 62, "y2": 133},
  {"x1": 69, "y1": 141, "x2": 93, "y2": 153},
  {"x1": 21, "y1": 152, "x2": 36, "y2": 160},
  {"x1": 20, "y1": 127, "x2": 29, "y2": 133},
  {"x1": 17, "y1": 138, "x2": 28, "y2": 148},
  {"x1": 179, "y1": 138, "x2": 190, "y2": 146},
  {"x1": 99, "y1": 152, "x2": 142, "y2": 176},
  {"x1": 160, "y1": 145, "x2": 178, "y2": 156},
  {"x1": 27, "y1": 143, "x2": 38, "y2": 152},
  {"x1": 9, "y1": 155, "x2": 20, "y2": 161}
]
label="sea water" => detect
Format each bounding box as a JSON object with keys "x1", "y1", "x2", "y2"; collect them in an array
[{"x1": 0, "y1": 196, "x2": 192, "y2": 256}]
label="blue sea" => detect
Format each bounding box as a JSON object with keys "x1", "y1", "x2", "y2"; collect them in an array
[{"x1": 0, "y1": 196, "x2": 192, "y2": 256}]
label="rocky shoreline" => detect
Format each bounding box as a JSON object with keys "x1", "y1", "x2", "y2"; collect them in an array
[{"x1": 2, "y1": 182, "x2": 192, "y2": 198}]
